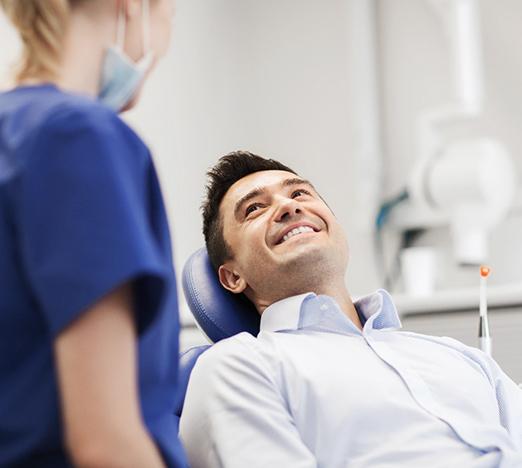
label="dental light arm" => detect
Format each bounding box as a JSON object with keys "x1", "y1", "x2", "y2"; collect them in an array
[
  {"x1": 397, "y1": 0, "x2": 517, "y2": 265},
  {"x1": 408, "y1": 138, "x2": 515, "y2": 265}
]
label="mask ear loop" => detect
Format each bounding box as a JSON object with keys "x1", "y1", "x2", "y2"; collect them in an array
[
  {"x1": 142, "y1": 0, "x2": 151, "y2": 55},
  {"x1": 116, "y1": 0, "x2": 126, "y2": 51}
]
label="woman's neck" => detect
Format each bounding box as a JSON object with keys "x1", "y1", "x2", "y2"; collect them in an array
[{"x1": 56, "y1": 10, "x2": 114, "y2": 97}]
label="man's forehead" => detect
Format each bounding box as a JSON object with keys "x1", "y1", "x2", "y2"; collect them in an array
[{"x1": 225, "y1": 170, "x2": 304, "y2": 201}]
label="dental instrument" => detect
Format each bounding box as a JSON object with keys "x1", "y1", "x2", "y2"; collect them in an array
[{"x1": 478, "y1": 265, "x2": 491, "y2": 356}]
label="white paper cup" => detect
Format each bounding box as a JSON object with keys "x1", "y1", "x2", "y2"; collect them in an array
[{"x1": 400, "y1": 247, "x2": 436, "y2": 296}]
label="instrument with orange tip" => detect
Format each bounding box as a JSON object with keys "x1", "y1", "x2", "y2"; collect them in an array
[{"x1": 479, "y1": 265, "x2": 491, "y2": 356}]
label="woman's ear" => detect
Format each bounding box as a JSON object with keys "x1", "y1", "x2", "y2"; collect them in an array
[{"x1": 218, "y1": 264, "x2": 247, "y2": 294}]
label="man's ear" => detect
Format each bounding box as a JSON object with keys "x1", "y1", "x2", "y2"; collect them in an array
[{"x1": 218, "y1": 264, "x2": 247, "y2": 294}]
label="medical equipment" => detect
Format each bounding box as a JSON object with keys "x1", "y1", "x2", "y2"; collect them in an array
[
  {"x1": 408, "y1": 139, "x2": 516, "y2": 265},
  {"x1": 388, "y1": 0, "x2": 516, "y2": 266},
  {"x1": 478, "y1": 265, "x2": 491, "y2": 356}
]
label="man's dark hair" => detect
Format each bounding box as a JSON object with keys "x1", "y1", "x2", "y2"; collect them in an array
[{"x1": 202, "y1": 150, "x2": 297, "y2": 272}]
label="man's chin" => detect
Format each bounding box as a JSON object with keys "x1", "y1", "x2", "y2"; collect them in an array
[
  {"x1": 276, "y1": 244, "x2": 328, "y2": 270},
  {"x1": 269, "y1": 249, "x2": 340, "y2": 296}
]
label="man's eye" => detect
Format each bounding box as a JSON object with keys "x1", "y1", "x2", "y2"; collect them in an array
[
  {"x1": 245, "y1": 203, "x2": 261, "y2": 216},
  {"x1": 292, "y1": 189, "x2": 311, "y2": 198}
]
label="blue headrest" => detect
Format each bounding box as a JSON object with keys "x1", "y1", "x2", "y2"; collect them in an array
[{"x1": 182, "y1": 248, "x2": 260, "y2": 343}]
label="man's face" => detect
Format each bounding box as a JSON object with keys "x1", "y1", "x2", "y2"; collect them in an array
[{"x1": 218, "y1": 170, "x2": 349, "y2": 302}]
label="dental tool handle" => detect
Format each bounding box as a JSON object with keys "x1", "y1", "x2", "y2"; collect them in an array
[
  {"x1": 478, "y1": 266, "x2": 491, "y2": 355},
  {"x1": 479, "y1": 275, "x2": 487, "y2": 317},
  {"x1": 479, "y1": 265, "x2": 489, "y2": 317},
  {"x1": 479, "y1": 337, "x2": 492, "y2": 356},
  {"x1": 478, "y1": 315, "x2": 492, "y2": 356}
]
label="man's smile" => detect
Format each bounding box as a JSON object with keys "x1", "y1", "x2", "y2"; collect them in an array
[{"x1": 274, "y1": 222, "x2": 321, "y2": 245}]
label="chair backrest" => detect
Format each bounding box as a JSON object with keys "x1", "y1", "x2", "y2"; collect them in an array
[
  {"x1": 175, "y1": 248, "x2": 261, "y2": 419},
  {"x1": 182, "y1": 247, "x2": 260, "y2": 343},
  {"x1": 174, "y1": 344, "x2": 211, "y2": 418}
]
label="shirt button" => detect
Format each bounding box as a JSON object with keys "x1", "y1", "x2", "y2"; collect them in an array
[{"x1": 320, "y1": 304, "x2": 328, "y2": 311}]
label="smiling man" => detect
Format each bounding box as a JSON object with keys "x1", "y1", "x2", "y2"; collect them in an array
[
  {"x1": 214, "y1": 161, "x2": 360, "y2": 328},
  {"x1": 180, "y1": 151, "x2": 522, "y2": 468}
]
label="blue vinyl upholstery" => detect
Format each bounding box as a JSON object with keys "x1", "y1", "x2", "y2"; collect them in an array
[
  {"x1": 181, "y1": 247, "x2": 260, "y2": 343},
  {"x1": 175, "y1": 248, "x2": 260, "y2": 419},
  {"x1": 174, "y1": 345, "x2": 210, "y2": 418}
]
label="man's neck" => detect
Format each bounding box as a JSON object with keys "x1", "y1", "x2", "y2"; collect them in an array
[{"x1": 315, "y1": 287, "x2": 362, "y2": 331}]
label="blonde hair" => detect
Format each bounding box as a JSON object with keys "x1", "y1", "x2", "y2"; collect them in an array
[{"x1": 0, "y1": 0, "x2": 72, "y2": 82}]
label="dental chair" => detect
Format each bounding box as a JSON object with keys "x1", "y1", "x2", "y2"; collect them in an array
[{"x1": 174, "y1": 247, "x2": 260, "y2": 418}]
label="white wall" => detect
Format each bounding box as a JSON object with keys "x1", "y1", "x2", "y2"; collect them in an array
[{"x1": 0, "y1": 12, "x2": 21, "y2": 89}]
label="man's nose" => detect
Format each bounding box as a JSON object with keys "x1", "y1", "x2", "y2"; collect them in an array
[{"x1": 274, "y1": 197, "x2": 302, "y2": 223}]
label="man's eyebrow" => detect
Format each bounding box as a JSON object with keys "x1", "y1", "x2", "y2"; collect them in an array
[
  {"x1": 281, "y1": 178, "x2": 316, "y2": 191},
  {"x1": 234, "y1": 187, "x2": 266, "y2": 219},
  {"x1": 233, "y1": 178, "x2": 317, "y2": 219}
]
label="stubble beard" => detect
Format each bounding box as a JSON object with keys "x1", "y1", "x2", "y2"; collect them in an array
[{"x1": 255, "y1": 246, "x2": 345, "y2": 303}]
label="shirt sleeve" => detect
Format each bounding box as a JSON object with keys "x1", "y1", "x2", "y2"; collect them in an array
[
  {"x1": 438, "y1": 335, "x2": 522, "y2": 450},
  {"x1": 13, "y1": 106, "x2": 168, "y2": 337},
  {"x1": 179, "y1": 334, "x2": 317, "y2": 468},
  {"x1": 486, "y1": 355, "x2": 522, "y2": 449}
]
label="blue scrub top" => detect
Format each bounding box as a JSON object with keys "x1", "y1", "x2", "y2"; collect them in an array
[{"x1": 0, "y1": 84, "x2": 186, "y2": 467}]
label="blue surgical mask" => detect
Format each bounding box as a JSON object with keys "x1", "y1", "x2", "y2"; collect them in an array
[{"x1": 98, "y1": 0, "x2": 154, "y2": 112}]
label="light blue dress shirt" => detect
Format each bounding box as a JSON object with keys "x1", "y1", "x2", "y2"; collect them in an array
[{"x1": 180, "y1": 290, "x2": 522, "y2": 467}]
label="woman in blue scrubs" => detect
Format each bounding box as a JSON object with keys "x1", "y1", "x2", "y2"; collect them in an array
[{"x1": 0, "y1": 1, "x2": 185, "y2": 466}]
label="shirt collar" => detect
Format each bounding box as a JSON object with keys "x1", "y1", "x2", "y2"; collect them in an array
[
  {"x1": 260, "y1": 289, "x2": 402, "y2": 334},
  {"x1": 260, "y1": 293, "x2": 315, "y2": 333}
]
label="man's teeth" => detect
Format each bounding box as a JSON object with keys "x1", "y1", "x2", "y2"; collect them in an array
[{"x1": 282, "y1": 226, "x2": 314, "y2": 243}]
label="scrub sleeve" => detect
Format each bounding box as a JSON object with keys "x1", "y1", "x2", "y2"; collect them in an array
[{"x1": 13, "y1": 106, "x2": 167, "y2": 337}]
